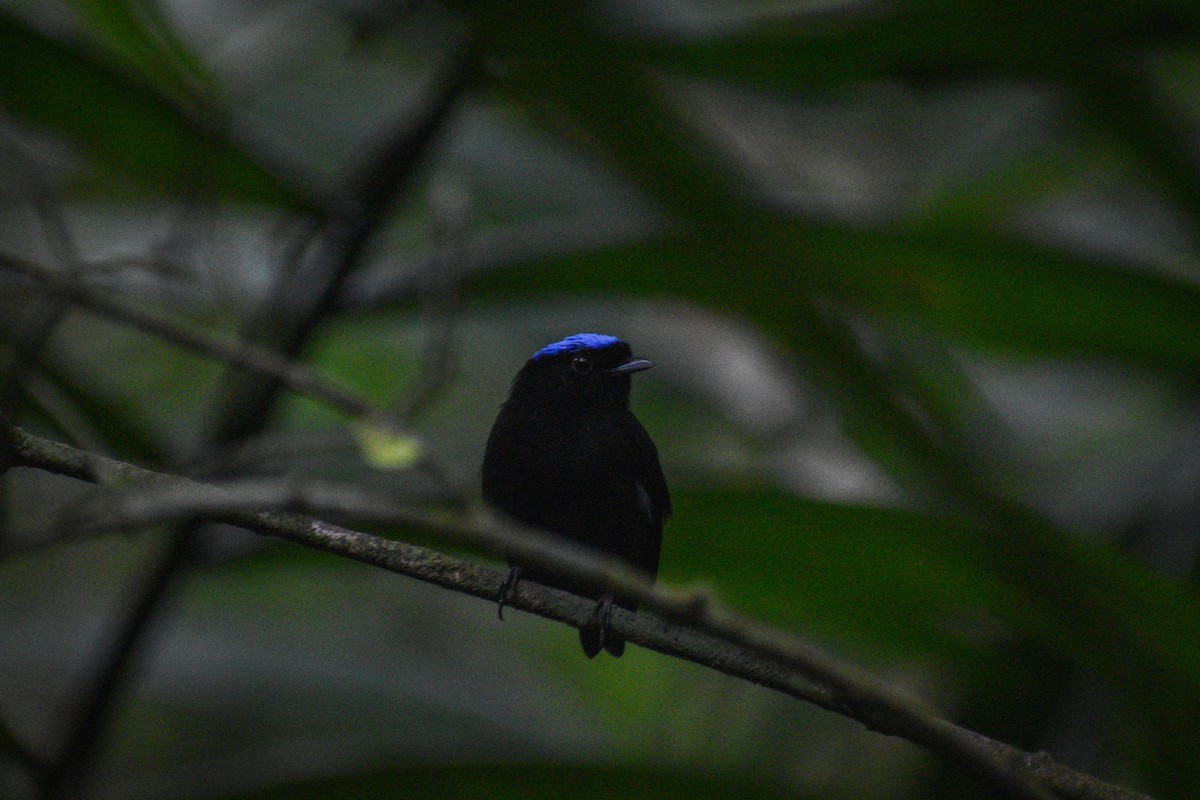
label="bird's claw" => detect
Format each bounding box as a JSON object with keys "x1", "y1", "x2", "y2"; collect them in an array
[
  {"x1": 497, "y1": 565, "x2": 522, "y2": 621},
  {"x1": 588, "y1": 595, "x2": 614, "y2": 653}
]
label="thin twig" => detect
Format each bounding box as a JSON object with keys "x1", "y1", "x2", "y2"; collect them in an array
[
  {"x1": 0, "y1": 253, "x2": 373, "y2": 418},
  {"x1": 9, "y1": 427, "x2": 1152, "y2": 800},
  {"x1": 0, "y1": 131, "x2": 85, "y2": 414},
  {"x1": 205, "y1": 39, "x2": 477, "y2": 445},
  {"x1": 17, "y1": 372, "x2": 111, "y2": 456},
  {"x1": 396, "y1": 173, "x2": 469, "y2": 423},
  {"x1": 0, "y1": 253, "x2": 469, "y2": 501}
]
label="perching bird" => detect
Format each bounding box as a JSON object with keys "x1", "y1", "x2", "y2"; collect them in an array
[{"x1": 482, "y1": 333, "x2": 670, "y2": 657}]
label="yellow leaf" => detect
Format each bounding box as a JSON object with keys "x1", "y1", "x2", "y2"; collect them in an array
[{"x1": 354, "y1": 423, "x2": 423, "y2": 470}]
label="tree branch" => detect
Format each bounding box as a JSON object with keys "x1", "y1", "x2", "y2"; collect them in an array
[
  {"x1": 0, "y1": 253, "x2": 372, "y2": 419},
  {"x1": 0, "y1": 252, "x2": 467, "y2": 502},
  {"x1": 395, "y1": 175, "x2": 469, "y2": 423},
  {"x1": 8, "y1": 426, "x2": 1150, "y2": 800},
  {"x1": 205, "y1": 38, "x2": 476, "y2": 445}
]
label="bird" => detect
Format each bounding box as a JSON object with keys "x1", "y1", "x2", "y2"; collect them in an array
[{"x1": 481, "y1": 333, "x2": 670, "y2": 657}]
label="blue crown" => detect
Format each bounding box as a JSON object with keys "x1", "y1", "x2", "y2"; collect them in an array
[{"x1": 532, "y1": 333, "x2": 621, "y2": 360}]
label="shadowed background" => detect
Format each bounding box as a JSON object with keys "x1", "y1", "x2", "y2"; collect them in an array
[{"x1": 1, "y1": 1, "x2": 1199, "y2": 798}]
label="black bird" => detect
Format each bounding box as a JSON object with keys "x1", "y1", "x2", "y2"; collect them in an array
[{"x1": 482, "y1": 333, "x2": 670, "y2": 657}]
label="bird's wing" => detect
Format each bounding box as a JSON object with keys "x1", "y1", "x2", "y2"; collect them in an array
[{"x1": 628, "y1": 414, "x2": 671, "y2": 523}]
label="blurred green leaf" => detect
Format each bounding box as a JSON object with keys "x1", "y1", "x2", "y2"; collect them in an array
[
  {"x1": 665, "y1": 488, "x2": 1200, "y2": 789},
  {"x1": 71, "y1": 0, "x2": 215, "y2": 102},
  {"x1": 469, "y1": 224, "x2": 1200, "y2": 373},
  {"x1": 668, "y1": 490, "x2": 1200, "y2": 683},
  {"x1": 467, "y1": 0, "x2": 1200, "y2": 372},
  {"x1": 665, "y1": 490, "x2": 1008, "y2": 663},
  {"x1": 0, "y1": 9, "x2": 312, "y2": 208},
  {"x1": 635, "y1": 2, "x2": 1200, "y2": 235}
]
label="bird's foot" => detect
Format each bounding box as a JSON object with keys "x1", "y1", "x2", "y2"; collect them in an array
[
  {"x1": 496, "y1": 565, "x2": 523, "y2": 621},
  {"x1": 580, "y1": 595, "x2": 616, "y2": 658}
]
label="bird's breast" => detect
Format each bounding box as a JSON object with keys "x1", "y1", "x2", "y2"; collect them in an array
[{"x1": 486, "y1": 410, "x2": 644, "y2": 515}]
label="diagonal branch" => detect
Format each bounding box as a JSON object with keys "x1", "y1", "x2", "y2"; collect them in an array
[
  {"x1": 8, "y1": 426, "x2": 1151, "y2": 800},
  {"x1": 0, "y1": 253, "x2": 467, "y2": 501},
  {"x1": 206, "y1": 39, "x2": 477, "y2": 445},
  {"x1": 0, "y1": 253, "x2": 372, "y2": 417}
]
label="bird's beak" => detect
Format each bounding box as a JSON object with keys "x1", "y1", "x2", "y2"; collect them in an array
[{"x1": 608, "y1": 357, "x2": 654, "y2": 375}]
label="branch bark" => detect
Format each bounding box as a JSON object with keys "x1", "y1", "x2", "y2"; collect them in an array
[{"x1": 8, "y1": 426, "x2": 1151, "y2": 800}]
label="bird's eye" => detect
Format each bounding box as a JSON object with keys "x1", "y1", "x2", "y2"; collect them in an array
[{"x1": 571, "y1": 354, "x2": 593, "y2": 374}]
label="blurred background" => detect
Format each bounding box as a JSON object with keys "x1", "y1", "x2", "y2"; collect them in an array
[{"x1": 2, "y1": 1, "x2": 1199, "y2": 798}]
